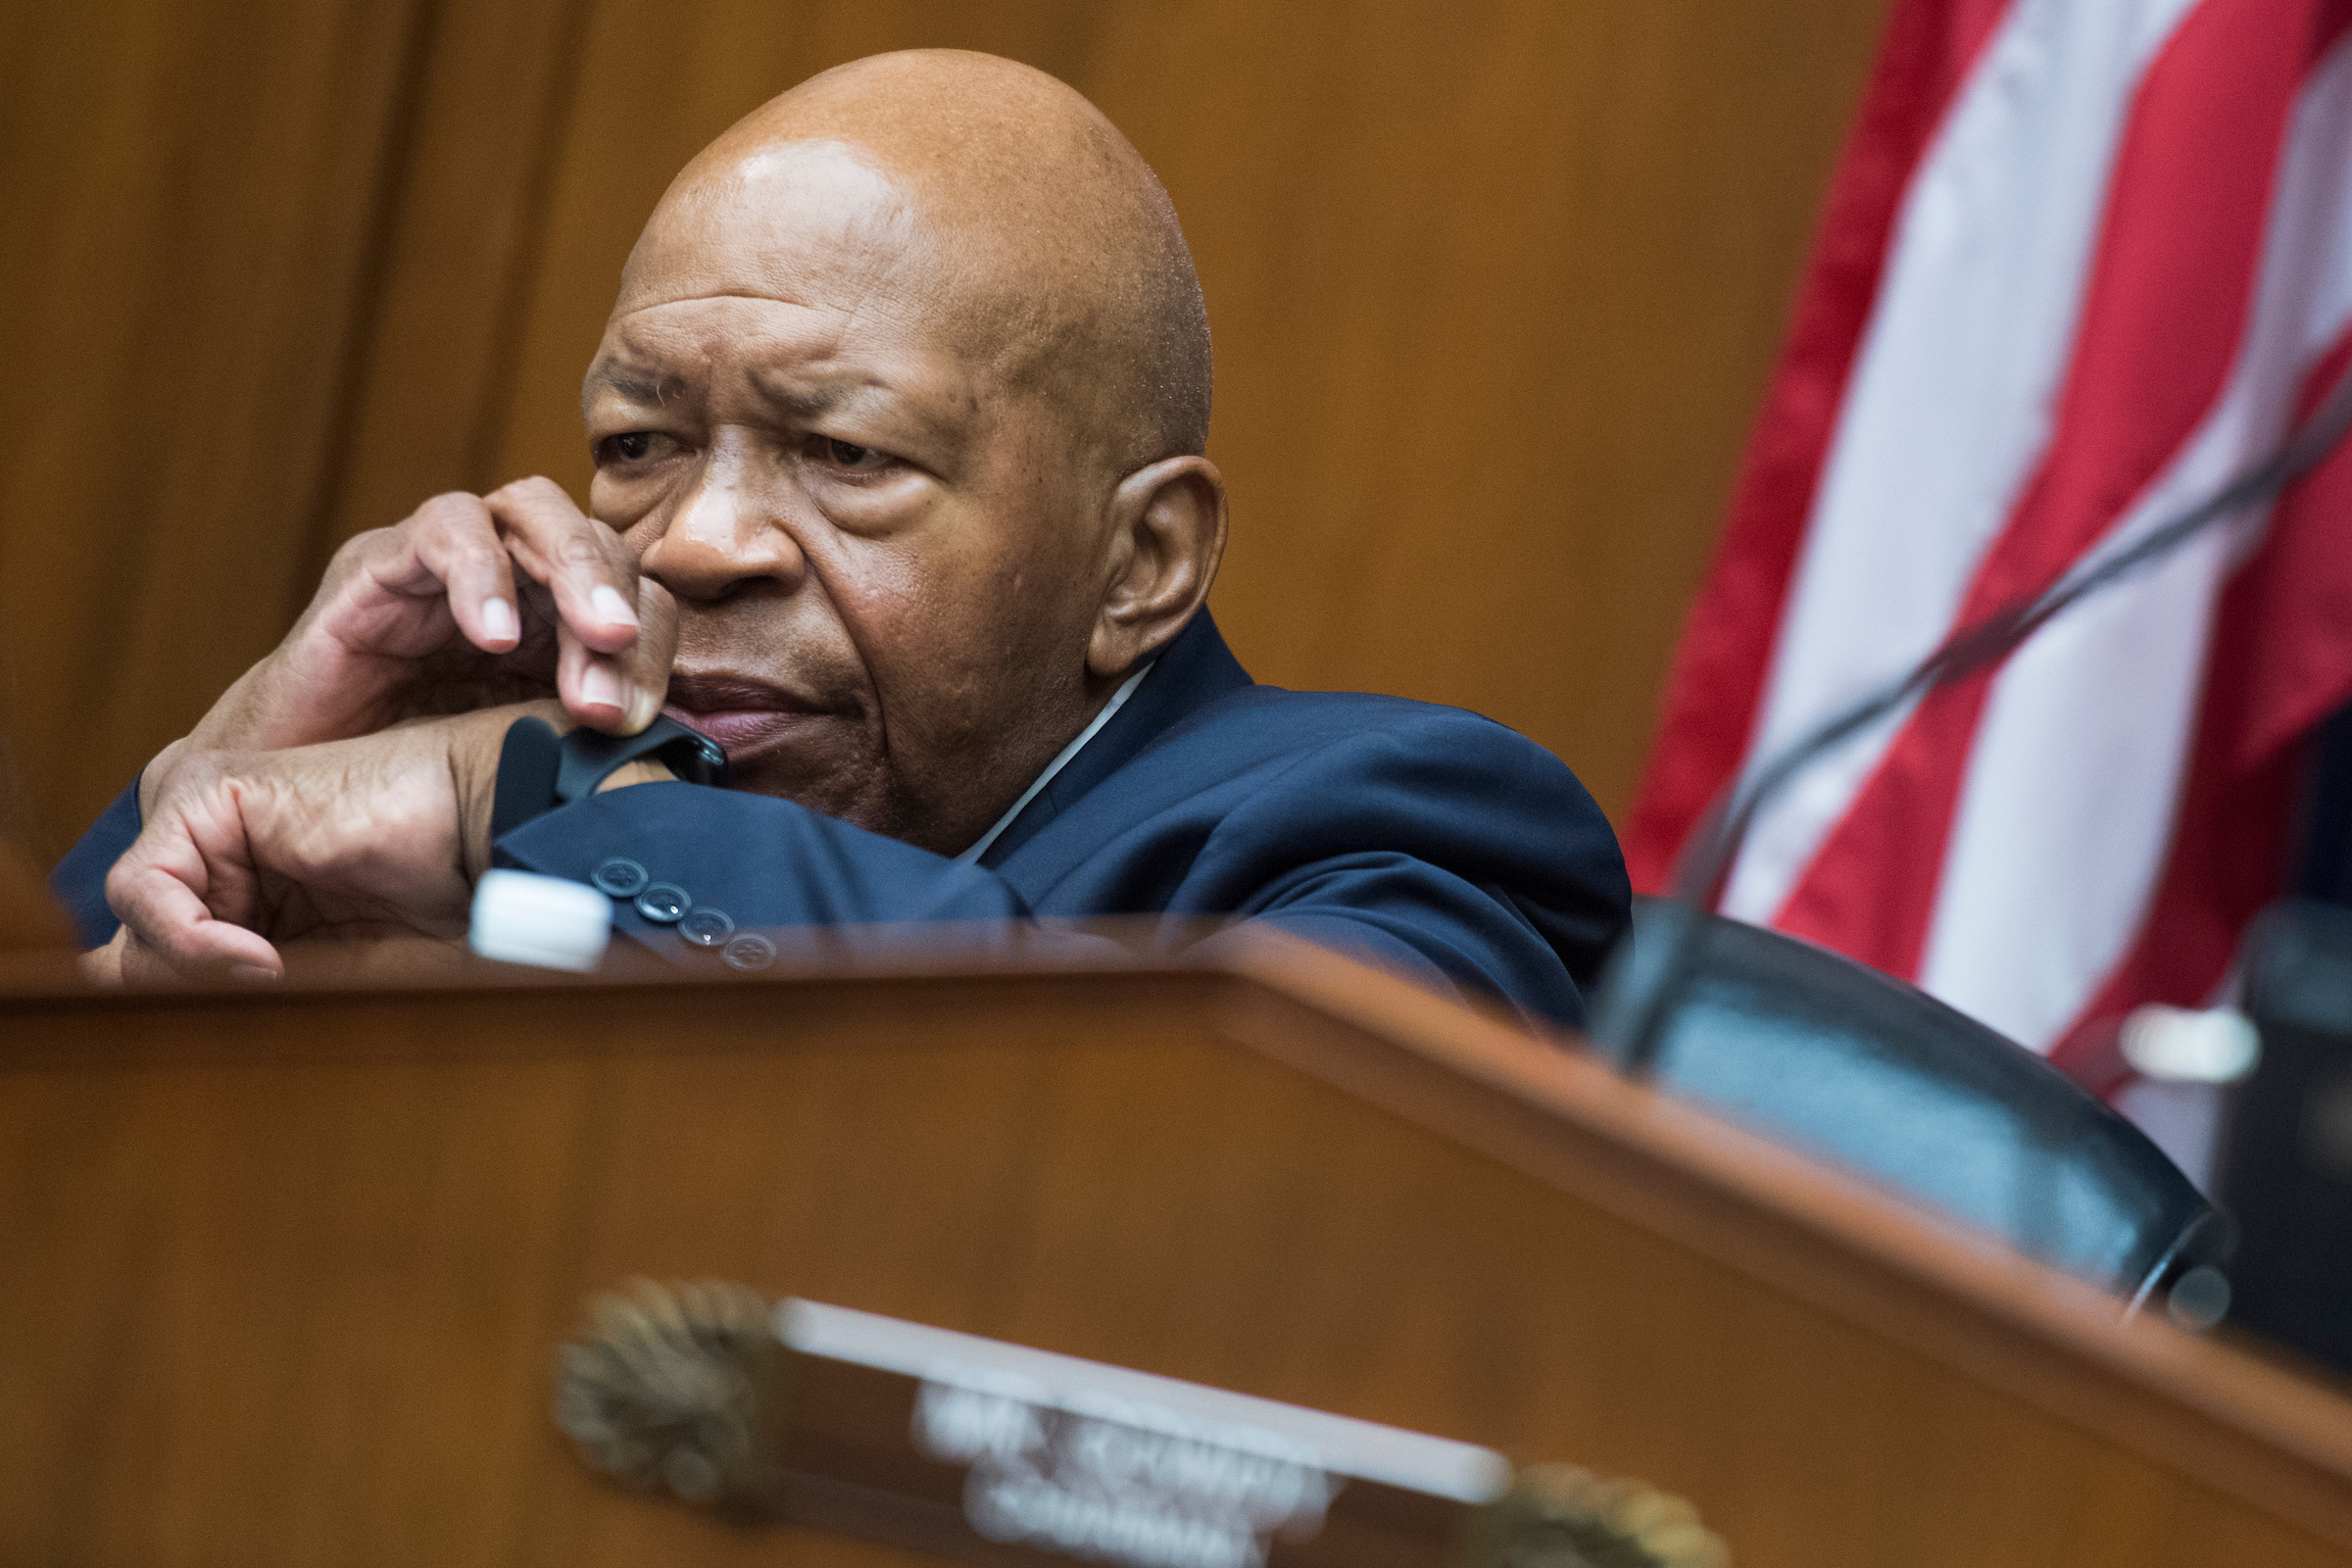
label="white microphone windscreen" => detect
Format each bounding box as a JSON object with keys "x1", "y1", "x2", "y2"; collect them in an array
[{"x1": 468, "y1": 869, "x2": 612, "y2": 973}]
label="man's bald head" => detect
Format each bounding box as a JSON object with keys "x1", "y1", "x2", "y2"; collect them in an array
[
  {"x1": 583, "y1": 51, "x2": 1228, "y2": 858},
  {"x1": 620, "y1": 50, "x2": 1211, "y2": 467}
]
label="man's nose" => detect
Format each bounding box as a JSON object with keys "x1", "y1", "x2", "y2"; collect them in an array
[{"x1": 638, "y1": 439, "x2": 806, "y2": 602}]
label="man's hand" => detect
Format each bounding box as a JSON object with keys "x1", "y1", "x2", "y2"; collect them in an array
[
  {"x1": 185, "y1": 478, "x2": 675, "y2": 761},
  {"x1": 105, "y1": 706, "x2": 539, "y2": 983}
]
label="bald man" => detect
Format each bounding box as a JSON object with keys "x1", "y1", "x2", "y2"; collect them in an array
[{"x1": 53, "y1": 52, "x2": 1628, "y2": 1024}]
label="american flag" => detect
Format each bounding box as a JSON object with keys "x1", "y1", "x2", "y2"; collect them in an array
[{"x1": 1628, "y1": 0, "x2": 2352, "y2": 1093}]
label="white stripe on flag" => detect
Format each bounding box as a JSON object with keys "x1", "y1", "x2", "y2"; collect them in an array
[
  {"x1": 1722, "y1": 0, "x2": 2203, "y2": 924},
  {"x1": 1921, "y1": 31, "x2": 2352, "y2": 1049}
]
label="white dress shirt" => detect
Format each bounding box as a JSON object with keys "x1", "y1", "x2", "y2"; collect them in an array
[{"x1": 955, "y1": 661, "x2": 1156, "y2": 865}]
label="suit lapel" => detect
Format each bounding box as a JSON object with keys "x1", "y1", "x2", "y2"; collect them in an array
[{"x1": 977, "y1": 610, "x2": 1254, "y2": 870}]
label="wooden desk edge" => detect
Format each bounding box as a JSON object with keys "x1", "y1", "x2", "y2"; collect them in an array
[
  {"x1": 1211, "y1": 930, "x2": 2352, "y2": 1548},
  {"x1": 6, "y1": 930, "x2": 2350, "y2": 1544}
]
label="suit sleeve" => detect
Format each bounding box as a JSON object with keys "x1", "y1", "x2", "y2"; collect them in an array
[
  {"x1": 49, "y1": 772, "x2": 1037, "y2": 962},
  {"x1": 1160, "y1": 714, "x2": 1630, "y2": 1031},
  {"x1": 493, "y1": 782, "x2": 1032, "y2": 960},
  {"x1": 48, "y1": 781, "x2": 142, "y2": 949}
]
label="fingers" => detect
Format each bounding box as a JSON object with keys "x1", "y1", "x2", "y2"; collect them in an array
[
  {"x1": 486, "y1": 477, "x2": 643, "y2": 657},
  {"x1": 353, "y1": 493, "x2": 523, "y2": 656},
  {"x1": 349, "y1": 480, "x2": 634, "y2": 665},
  {"x1": 555, "y1": 627, "x2": 628, "y2": 732},
  {"x1": 121, "y1": 914, "x2": 284, "y2": 986},
  {"x1": 106, "y1": 829, "x2": 284, "y2": 984},
  {"x1": 487, "y1": 477, "x2": 670, "y2": 734},
  {"x1": 416, "y1": 495, "x2": 522, "y2": 653},
  {"x1": 221, "y1": 479, "x2": 659, "y2": 756},
  {"x1": 629, "y1": 575, "x2": 680, "y2": 719},
  {"x1": 77, "y1": 929, "x2": 127, "y2": 986},
  {"x1": 553, "y1": 574, "x2": 677, "y2": 734}
]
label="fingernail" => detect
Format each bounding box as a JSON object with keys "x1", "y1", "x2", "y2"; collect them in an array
[
  {"x1": 624, "y1": 686, "x2": 662, "y2": 735},
  {"x1": 229, "y1": 961, "x2": 280, "y2": 984},
  {"x1": 591, "y1": 585, "x2": 638, "y2": 628},
  {"x1": 581, "y1": 663, "x2": 622, "y2": 711},
  {"x1": 481, "y1": 597, "x2": 518, "y2": 644}
]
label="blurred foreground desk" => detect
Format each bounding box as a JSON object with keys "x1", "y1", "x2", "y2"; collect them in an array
[{"x1": 1, "y1": 931, "x2": 2349, "y2": 1568}]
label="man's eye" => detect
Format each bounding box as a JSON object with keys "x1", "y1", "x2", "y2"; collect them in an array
[
  {"x1": 596, "y1": 431, "x2": 661, "y2": 465},
  {"x1": 826, "y1": 437, "x2": 875, "y2": 467}
]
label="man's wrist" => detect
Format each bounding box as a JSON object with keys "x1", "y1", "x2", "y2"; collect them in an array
[
  {"x1": 595, "y1": 759, "x2": 679, "y2": 793},
  {"x1": 451, "y1": 701, "x2": 568, "y2": 882},
  {"x1": 186, "y1": 638, "x2": 379, "y2": 754}
]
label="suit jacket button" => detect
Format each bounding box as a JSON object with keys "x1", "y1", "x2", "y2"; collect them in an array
[
  {"x1": 679, "y1": 906, "x2": 736, "y2": 948},
  {"x1": 590, "y1": 858, "x2": 650, "y2": 898},
  {"x1": 720, "y1": 934, "x2": 776, "y2": 972},
  {"x1": 634, "y1": 883, "x2": 691, "y2": 924}
]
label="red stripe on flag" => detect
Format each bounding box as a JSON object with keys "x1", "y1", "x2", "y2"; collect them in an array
[
  {"x1": 2235, "y1": 367, "x2": 2352, "y2": 765},
  {"x1": 1771, "y1": 0, "x2": 2331, "y2": 980},
  {"x1": 2049, "y1": 323, "x2": 2352, "y2": 1097},
  {"x1": 1622, "y1": 0, "x2": 2012, "y2": 890}
]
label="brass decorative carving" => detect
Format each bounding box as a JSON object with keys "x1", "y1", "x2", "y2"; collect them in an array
[
  {"x1": 1466, "y1": 1463, "x2": 1730, "y2": 1568},
  {"x1": 553, "y1": 1278, "x2": 780, "y2": 1509}
]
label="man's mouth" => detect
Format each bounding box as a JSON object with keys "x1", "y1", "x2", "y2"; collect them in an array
[{"x1": 662, "y1": 673, "x2": 835, "y2": 758}]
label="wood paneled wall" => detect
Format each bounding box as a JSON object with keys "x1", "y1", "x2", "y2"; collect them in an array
[{"x1": 0, "y1": 0, "x2": 1888, "y2": 859}]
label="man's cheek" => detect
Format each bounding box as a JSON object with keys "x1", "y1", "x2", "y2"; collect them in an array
[
  {"x1": 872, "y1": 610, "x2": 1004, "y2": 721},
  {"x1": 591, "y1": 477, "x2": 653, "y2": 540}
]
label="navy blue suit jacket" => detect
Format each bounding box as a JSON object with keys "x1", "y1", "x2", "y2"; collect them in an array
[{"x1": 53, "y1": 612, "x2": 1629, "y2": 1026}]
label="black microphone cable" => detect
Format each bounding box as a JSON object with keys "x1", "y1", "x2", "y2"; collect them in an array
[{"x1": 1596, "y1": 353, "x2": 2352, "y2": 1075}]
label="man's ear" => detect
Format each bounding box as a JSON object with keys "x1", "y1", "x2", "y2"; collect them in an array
[{"x1": 1089, "y1": 457, "x2": 1228, "y2": 679}]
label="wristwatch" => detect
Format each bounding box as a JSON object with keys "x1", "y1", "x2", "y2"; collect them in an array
[{"x1": 490, "y1": 713, "x2": 727, "y2": 841}]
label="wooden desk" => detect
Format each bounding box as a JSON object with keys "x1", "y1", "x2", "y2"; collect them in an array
[{"x1": 1, "y1": 934, "x2": 2346, "y2": 1566}]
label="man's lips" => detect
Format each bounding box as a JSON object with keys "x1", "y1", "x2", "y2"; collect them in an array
[{"x1": 663, "y1": 673, "x2": 837, "y2": 757}]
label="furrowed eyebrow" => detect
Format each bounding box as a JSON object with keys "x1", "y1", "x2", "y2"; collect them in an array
[
  {"x1": 581, "y1": 364, "x2": 688, "y2": 416},
  {"x1": 755, "y1": 376, "x2": 959, "y2": 452},
  {"x1": 765, "y1": 384, "x2": 847, "y2": 420},
  {"x1": 748, "y1": 361, "x2": 918, "y2": 423}
]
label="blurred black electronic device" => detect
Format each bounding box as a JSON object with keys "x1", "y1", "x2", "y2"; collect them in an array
[{"x1": 2216, "y1": 900, "x2": 2352, "y2": 1377}]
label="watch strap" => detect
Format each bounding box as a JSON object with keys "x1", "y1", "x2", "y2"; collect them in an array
[
  {"x1": 490, "y1": 716, "x2": 563, "y2": 844},
  {"x1": 491, "y1": 711, "x2": 728, "y2": 845},
  {"x1": 553, "y1": 712, "x2": 728, "y2": 805}
]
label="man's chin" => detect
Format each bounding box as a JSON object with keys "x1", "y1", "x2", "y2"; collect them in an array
[{"x1": 715, "y1": 746, "x2": 897, "y2": 833}]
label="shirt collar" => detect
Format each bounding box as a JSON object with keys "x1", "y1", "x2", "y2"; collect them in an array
[{"x1": 954, "y1": 661, "x2": 1157, "y2": 866}]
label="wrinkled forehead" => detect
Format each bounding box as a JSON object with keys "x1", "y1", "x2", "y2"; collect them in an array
[
  {"x1": 612, "y1": 140, "x2": 930, "y2": 321},
  {"x1": 612, "y1": 137, "x2": 1072, "y2": 394},
  {"x1": 599, "y1": 130, "x2": 1130, "y2": 471}
]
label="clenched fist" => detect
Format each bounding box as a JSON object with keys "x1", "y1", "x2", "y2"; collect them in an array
[{"x1": 100, "y1": 705, "x2": 548, "y2": 983}]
